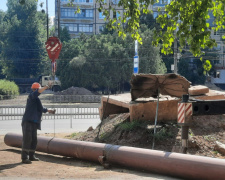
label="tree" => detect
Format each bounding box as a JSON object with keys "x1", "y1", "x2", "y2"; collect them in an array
[
  {"x1": 60, "y1": 27, "x2": 71, "y2": 42},
  {"x1": 0, "y1": 10, "x2": 7, "y2": 78},
  {"x1": 1, "y1": 0, "x2": 47, "y2": 78},
  {"x1": 96, "y1": 0, "x2": 225, "y2": 60},
  {"x1": 56, "y1": 27, "x2": 166, "y2": 93},
  {"x1": 178, "y1": 58, "x2": 206, "y2": 85},
  {"x1": 139, "y1": 13, "x2": 160, "y2": 30}
]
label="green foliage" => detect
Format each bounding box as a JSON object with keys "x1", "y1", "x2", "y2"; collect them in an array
[
  {"x1": 203, "y1": 60, "x2": 212, "y2": 75},
  {"x1": 150, "y1": 127, "x2": 174, "y2": 140},
  {"x1": 76, "y1": 0, "x2": 225, "y2": 74},
  {"x1": 56, "y1": 28, "x2": 166, "y2": 92},
  {"x1": 70, "y1": 132, "x2": 84, "y2": 138},
  {"x1": 60, "y1": 27, "x2": 71, "y2": 42},
  {"x1": 139, "y1": 13, "x2": 160, "y2": 30},
  {"x1": 153, "y1": 0, "x2": 224, "y2": 58},
  {"x1": 93, "y1": 0, "x2": 224, "y2": 61},
  {"x1": 117, "y1": 120, "x2": 143, "y2": 131},
  {"x1": 96, "y1": 0, "x2": 156, "y2": 44},
  {"x1": 0, "y1": 79, "x2": 19, "y2": 99},
  {"x1": 178, "y1": 58, "x2": 206, "y2": 85},
  {"x1": 1, "y1": 0, "x2": 48, "y2": 78}
]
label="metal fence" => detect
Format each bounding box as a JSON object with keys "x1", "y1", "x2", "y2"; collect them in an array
[
  {"x1": 0, "y1": 104, "x2": 100, "y2": 121},
  {"x1": 46, "y1": 95, "x2": 102, "y2": 103}
]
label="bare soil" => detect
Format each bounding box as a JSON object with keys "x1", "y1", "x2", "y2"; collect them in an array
[
  {"x1": 0, "y1": 133, "x2": 178, "y2": 180},
  {"x1": 72, "y1": 113, "x2": 225, "y2": 159},
  {"x1": 1, "y1": 105, "x2": 225, "y2": 179}
]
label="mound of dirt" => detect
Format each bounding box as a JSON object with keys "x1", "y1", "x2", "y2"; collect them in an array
[
  {"x1": 55, "y1": 86, "x2": 94, "y2": 95},
  {"x1": 72, "y1": 113, "x2": 225, "y2": 159}
]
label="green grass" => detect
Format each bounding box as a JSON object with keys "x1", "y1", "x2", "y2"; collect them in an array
[
  {"x1": 203, "y1": 135, "x2": 216, "y2": 141},
  {"x1": 117, "y1": 120, "x2": 143, "y2": 131},
  {"x1": 151, "y1": 127, "x2": 174, "y2": 140},
  {"x1": 70, "y1": 132, "x2": 84, "y2": 138},
  {"x1": 212, "y1": 151, "x2": 219, "y2": 155},
  {"x1": 189, "y1": 129, "x2": 194, "y2": 136}
]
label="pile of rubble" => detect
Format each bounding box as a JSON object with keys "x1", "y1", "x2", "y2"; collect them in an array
[{"x1": 54, "y1": 86, "x2": 94, "y2": 95}]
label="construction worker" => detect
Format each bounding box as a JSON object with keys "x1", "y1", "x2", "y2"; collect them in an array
[{"x1": 21, "y1": 82, "x2": 55, "y2": 164}]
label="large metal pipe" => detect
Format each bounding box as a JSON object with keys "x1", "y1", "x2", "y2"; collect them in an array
[{"x1": 4, "y1": 133, "x2": 225, "y2": 180}]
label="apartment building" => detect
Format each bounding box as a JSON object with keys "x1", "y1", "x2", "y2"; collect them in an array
[
  {"x1": 55, "y1": 0, "x2": 124, "y2": 38},
  {"x1": 54, "y1": 0, "x2": 172, "y2": 37}
]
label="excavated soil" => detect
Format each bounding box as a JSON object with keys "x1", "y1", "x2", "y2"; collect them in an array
[{"x1": 72, "y1": 113, "x2": 225, "y2": 159}]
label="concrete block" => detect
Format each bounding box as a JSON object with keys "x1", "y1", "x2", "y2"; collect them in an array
[
  {"x1": 129, "y1": 99, "x2": 179, "y2": 122},
  {"x1": 188, "y1": 85, "x2": 209, "y2": 95}
]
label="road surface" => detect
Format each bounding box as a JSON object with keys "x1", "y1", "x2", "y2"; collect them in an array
[{"x1": 0, "y1": 118, "x2": 100, "y2": 135}]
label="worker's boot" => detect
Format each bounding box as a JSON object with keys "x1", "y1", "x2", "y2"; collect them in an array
[
  {"x1": 29, "y1": 152, "x2": 40, "y2": 161},
  {"x1": 22, "y1": 159, "x2": 32, "y2": 164},
  {"x1": 29, "y1": 156, "x2": 40, "y2": 161}
]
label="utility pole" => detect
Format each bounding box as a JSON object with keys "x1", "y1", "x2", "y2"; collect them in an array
[
  {"x1": 57, "y1": 0, "x2": 61, "y2": 39},
  {"x1": 174, "y1": 36, "x2": 178, "y2": 74},
  {"x1": 95, "y1": 4, "x2": 96, "y2": 34},
  {"x1": 46, "y1": 0, "x2": 49, "y2": 40}
]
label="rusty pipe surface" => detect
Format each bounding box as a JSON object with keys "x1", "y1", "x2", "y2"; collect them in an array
[{"x1": 4, "y1": 133, "x2": 225, "y2": 180}]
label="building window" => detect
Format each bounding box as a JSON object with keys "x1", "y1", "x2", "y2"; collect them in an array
[
  {"x1": 79, "y1": 9, "x2": 85, "y2": 17},
  {"x1": 61, "y1": 8, "x2": 93, "y2": 18},
  {"x1": 99, "y1": 26, "x2": 104, "y2": 32},
  {"x1": 159, "y1": 0, "x2": 169, "y2": 4},
  {"x1": 99, "y1": 12, "x2": 105, "y2": 19},
  {"x1": 112, "y1": 11, "x2": 120, "y2": 19},
  {"x1": 79, "y1": 24, "x2": 93, "y2": 32},
  {"x1": 214, "y1": 43, "x2": 221, "y2": 50},
  {"x1": 116, "y1": 11, "x2": 120, "y2": 18},
  {"x1": 73, "y1": 0, "x2": 87, "y2": 2},
  {"x1": 112, "y1": 0, "x2": 119, "y2": 4},
  {"x1": 113, "y1": 11, "x2": 116, "y2": 18},
  {"x1": 86, "y1": 10, "x2": 93, "y2": 17},
  {"x1": 153, "y1": 12, "x2": 158, "y2": 19},
  {"x1": 61, "y1": 23, "x2": 78, "y2": 32}
]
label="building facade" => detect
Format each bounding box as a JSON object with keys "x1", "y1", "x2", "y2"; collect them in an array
[{"x1": 55, "y1": 0, "x2": 125, "y2": 38}]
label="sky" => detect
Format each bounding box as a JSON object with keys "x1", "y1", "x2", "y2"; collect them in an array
[{"x1": 0, "y1": 0, "x2": 55, "y2": 17}]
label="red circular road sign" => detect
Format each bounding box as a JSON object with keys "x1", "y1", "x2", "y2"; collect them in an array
[{"x1": 45, "y1": 37, "x2": 62, "y2": 62}]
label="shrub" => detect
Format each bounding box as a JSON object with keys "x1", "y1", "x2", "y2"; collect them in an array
[{"x1": 0, "y1": 80, "x2": 19, "y2": 99}]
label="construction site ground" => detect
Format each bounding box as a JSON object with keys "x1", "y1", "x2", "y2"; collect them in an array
[
  {"x1": 1, "y1": 112, "x2": 225, "y2": 179},
  {"x1": 0, "y1": 134, "x2": 178, "y2": 180},
  {"x1": 1, "y1": 84, "x2": 225, "y2": 179}
]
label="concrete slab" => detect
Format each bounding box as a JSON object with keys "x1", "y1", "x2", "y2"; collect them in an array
[
  {"x1": 99, "y1": 89, "x2": 225, "y2": 122},
  {"x1": 191, "y1": 90, "x2": 225, "y2": 100},
  {"x1": 189, "y1": 85, "x2": 209, "y2": 95}
]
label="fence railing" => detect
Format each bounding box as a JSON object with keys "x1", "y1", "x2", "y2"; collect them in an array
[
  {"x1": 0, "y1": 94, "x2": 102, "y2": 105},
  {"x1": 40, "y1": 95, "x2": 102, "y2": 103},
  {"x1": 0, "y1": 104, "x2": 100, "y2": 121}
]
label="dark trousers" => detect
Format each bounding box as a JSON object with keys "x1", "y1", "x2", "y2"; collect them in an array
[{"x1": 21, "y1": 121, "x2": 38, "y2": 160}]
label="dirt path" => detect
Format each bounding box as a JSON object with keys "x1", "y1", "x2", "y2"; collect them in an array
[{"x1": 0, "y1": 134, "x2": 178, "y2": 180}]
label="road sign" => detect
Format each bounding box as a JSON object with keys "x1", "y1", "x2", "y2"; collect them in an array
[{"x1": 134, "y1": 55, "x2": 139, "y2": 74}]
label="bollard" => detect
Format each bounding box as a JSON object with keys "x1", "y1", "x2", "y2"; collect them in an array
[{"x1": 177, "y1": 94, "x2": 192, "y2": 153}]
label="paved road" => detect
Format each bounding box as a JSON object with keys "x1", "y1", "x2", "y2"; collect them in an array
[{"x1": 0, "y1": 118, "x2": 101, "y2": 135}]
